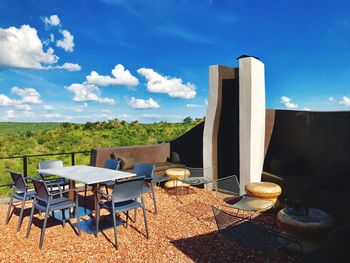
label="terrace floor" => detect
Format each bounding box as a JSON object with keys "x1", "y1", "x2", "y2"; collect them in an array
[{"x1": 0, "y1": 187, "x2": 300, "y2": 262}]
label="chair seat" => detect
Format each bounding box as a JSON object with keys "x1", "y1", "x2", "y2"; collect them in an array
[
  {"x1": 230, "y1": 196, "x2": 274, "y2": 212},
  {"x1": 35, "y1": 197, "x2": 76, "y2": 212},
  {"x1": 100, "y1": 200, "x2": 141, "y2": 213},
  {"x1": 13, "y1": 190, "x2": 36, "y2": 200},
  {"x1": 46, "y1": 178, "x2": 69, "y2": 186},
  {"x1": 142, "y1": 185, "x2": 151, "y2": 193},
  {"x1": 152, "y1": 175, "x2": 169, "y2": 184},
  {"x1": 181, "y1": 177, "x2": 212, "y2": 185}
]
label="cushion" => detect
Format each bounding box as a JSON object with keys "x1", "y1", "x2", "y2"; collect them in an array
[
  {"x1": 170, "y1": 151, "x2": 181, "y2": 163},
  {"x1": 110, "y1": 152, "x2": 135, "y2": 170}
]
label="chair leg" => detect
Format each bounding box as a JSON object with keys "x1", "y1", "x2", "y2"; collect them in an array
[
  {"x1": 75, "y1": 199, "x2": 81, "y2": 236},
  {"x1": 111, "y1": 208, "x2": 118, "y2": 249},
  {"x1": 62, "y1": 209, "x2": 66, "y2": 228},
  {"x1": 5, "y1": 193, "x2": 14, "y2": 224},
  {"x1": 150, "y1": 183, "x2": 158, "y2": 214},
  {"x1": 134, "y1": 208, "x2": 137, "y2": 223},
  {"x1": 105, "y1": 185, "x2": 109, "y2": 195},
  {"x1": 17, "y1": 197, "x2": 26, "y2": 232},
  {"x1": 126, "y1": 211, "x2": 129, "y2": 228},
  {"x1": 39, "y1": 207, "x2": 50, "y2": 249},
  {"x1": 26, "y1": 202, "x2": 36, "y2": 238},
  {"x1": 141, "y1": 197, "x2": 149, "y2": 239}
]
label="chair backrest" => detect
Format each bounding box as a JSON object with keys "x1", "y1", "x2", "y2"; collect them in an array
[
  {"x1": 212, "y1": 175, "x2": 240, "y2": 196},
  {"x1": 104, "y1": 159, "x2": 120, "y2": 170},
  {"x1": 38, "y1": 159, "x2": 63, "y2": 170},
  {"x1": 133, "y1": 163, "x2": 155, "y2": 179},
  {"x1": 112, "y1": 176, "x2": 145, "y2": 203},
  {"x1": 31, "y1": 178, "x2": 50, "y2": 202},
  {"x1": 8, "y1": 171, "x2": 26, "y2": 192}
]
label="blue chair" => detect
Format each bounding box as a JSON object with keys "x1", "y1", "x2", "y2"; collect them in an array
[
  {"x1": 5, "y1": 171, "x2": 36, "y2": 231},
  {"x1": 95, "y1": 176, "x2": 149, "y2": 250},
  {"x1": 133, "y1": 163, "x2": 157, "y2": 214},
  {"x1": 84, "y1": 159, "x2": 121, "y2": 207},
  {"x1": 38, "y1": 160, "x2": 69, "y2": 191},
  {"x1": 26, "y1": 178, "x2": 80, "y2": 249}
]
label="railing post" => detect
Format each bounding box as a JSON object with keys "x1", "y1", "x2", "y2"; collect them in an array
[
  {"x1": 71, "y1": 152, "x2": 75, "y2": 166},
  {"x1": 23, "y1": 155, "x2": 28, "y2": 177}
]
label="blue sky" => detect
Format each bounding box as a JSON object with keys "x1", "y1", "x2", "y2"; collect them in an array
[{"x1": 0, "y1": 0, "x2": 350, "y2": 123}]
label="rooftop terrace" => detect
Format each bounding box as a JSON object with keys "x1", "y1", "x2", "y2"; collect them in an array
[{"x1": 0, "y1": 187, "x2": 299, "y2": 262}]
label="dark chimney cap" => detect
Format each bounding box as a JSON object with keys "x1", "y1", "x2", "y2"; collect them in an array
[{"x1": 237, "y1": 54, "x2": 260, "y2": 60}]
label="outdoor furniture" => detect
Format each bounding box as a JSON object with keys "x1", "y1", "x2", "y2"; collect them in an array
[
  {"x1": 84, "y1": 159, "x2": 121, "y2": 203},
  {"x1": 38, "y1": 160, "x2": 69, "y2": 191},
  {"x1": 26, "y1": 178, "x2": 81, "y2": 249},
  {"x1": 206, "y1": 175, "x2": 275, "y2": 215},
  {"x1": 37, "y1": 165, "x2": 135, "y2": 234},
  {"x1": 5, "y1": 170, "x2": 36, "y2": 232},
  {"x1": 133, "y1": 163, "x2": 158, "y2": 214},
  {"x1": 164, "y1": 168, "x2": 190, "y2": 188},
  {"x1": 179, "y1": 167, "x2": 212, "y2": 187},
  {"x1": 210, "y1": 206, "x2": 302, "y2": 262},
  {"x1": 278, "y1": 207, "x2": 334, "y2": 252},
  {"x1": 245, "y1": 181, "x2": 282, "y2": 204},
  {"x1": 95, "y1": 176, "x2": 149, "y2": 250}
]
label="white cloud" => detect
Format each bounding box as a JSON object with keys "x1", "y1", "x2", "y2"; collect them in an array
[
  {"x1": 0, "y1": 94, "x2": 15, "y2": 106},
  {"x1": 11, "y1": 86, "x2": 42, "y2": 104},
  {"x1": 328, "y1": 97, "x2": 334, "y2": 102},
  {"x1": 61, "y1": 103, "x2": 87, "y2": 112},
  {"x1": 137, "y1": 68, "x2": 196, "y2": 99},
  {"x1": 48, "y1": 62, "x2": 81, "y2": 71},
  {"x1": 129, "y1": 97, "x2": 160, "y2": 109},
  {"x1": 141, "y1": 113, "x2": 184, "y2": 119},
  {"x1": 86, "y1": 64, "x2": 139, "y2": 87},
  {"x1": 280, "y1": 96, "x2": 298, "y2": 109},
  {"x1": 0, "y1": 25, "x2": 58, "y2": 69},
  {"x1": 50, "y1": 33, "x2": 55, "y2": 42},
  {"x1": 186, "y1": 103, "x2": 204, "y2": 108},
  {"x1": 43, "y1": 15, "x2": 61, "y2": 26},
  {"x1": 339, "y1": 96, "x2": 350, "y2": 106},
  {"x1": 5, "y1": 110, "x2": 16, "y2": 119},
  {"x1": 303, "y1": 107, "x2": 311, "y2": 111},
  {"x1": 65, "y1": 83, "x2": 115, "y2": 104},
  {"x1": 15, "y1": 104, "x2": 31, "y2": 111},
  {"x1": 43, "y1": 104, "x2": 53, "y2": 111},
  {"x1": 205, "y1": 99, "x2": 208, "y2": 106},
  {"x1": 56, "y1": 29, "x2": 75, "y2": 52}
]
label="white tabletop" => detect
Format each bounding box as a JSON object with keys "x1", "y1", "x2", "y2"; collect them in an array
[{"x1": 37, "y1": 165, "x2": 136, "y2": 185}]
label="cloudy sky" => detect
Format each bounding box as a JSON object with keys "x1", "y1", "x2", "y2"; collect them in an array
[{"x1": 0, "y1": 0, "x2": 350, "y2": 123}]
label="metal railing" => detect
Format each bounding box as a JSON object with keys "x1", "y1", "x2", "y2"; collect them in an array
[{"x1": 0, "y1": 150, "x2": 90, "y2": 189}]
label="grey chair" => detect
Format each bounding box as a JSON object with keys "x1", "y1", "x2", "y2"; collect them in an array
[
  {"x1": 26, "y1": 178, "x2": 80, "y2": 249},
  {"x1": 133, "y1": 163, "x2": 158, "y2": 214},
  {"x1": 95, "y1": 176, "x2": 149, "y2": 250},
  {"x1": 210, "y1": 206, "x2": 302, "y2": 262},
  {"x1": 83, "y1": 159, "x2": 121, "y2": 207},
  {"x1": 179, "y1": 167, "x2": 212, "y2": 187},
  {"x1": 38, "y1": 160, "x2": 68, "y2": 191},
  {"x1": 207, "y1": 175, "x2": 275, "y2": 216},
  {"x1": 5, "y1": 170, "x2": 36, "y2": 231}
]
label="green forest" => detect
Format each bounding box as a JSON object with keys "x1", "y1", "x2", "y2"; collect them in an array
[{"x1": 0, "y1": 117, "x2": 202, "y2": 196}]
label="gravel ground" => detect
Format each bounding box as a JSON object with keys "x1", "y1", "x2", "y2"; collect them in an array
[{"x1": 0, "y1": 187, "x2": 301, "y2": 262}]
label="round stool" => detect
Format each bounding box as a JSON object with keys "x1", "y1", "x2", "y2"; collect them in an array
[
  {"x1": 164, "y1": 168, "x2": 190, "y2": 189},
  {"x1": 245, "y1": 182, "x2": 282, "y2": 204}
]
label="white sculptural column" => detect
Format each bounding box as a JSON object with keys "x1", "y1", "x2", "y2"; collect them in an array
[{"x1": 238, "y1": 56, "x2": 266, "y2": 193}]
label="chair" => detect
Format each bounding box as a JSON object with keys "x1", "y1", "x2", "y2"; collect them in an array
[
  {"x1": 38, "y1": 160, "x2": 69, "y2": 191},
  {"x1": 26, "y1": 178, "x2": 80, "y2": 249},
  {"x1": 83, "y1": 159, "x2": 121, "y2": 207},
  {"x1": 95, "y1": 176, "x2": 149, "y2": 250},
  {"x1": 210, "y1": 206, "x2": 302, "y2": 262},
  {"x1": 133, "y1": 163, "x2": 157, "y2": 214},
  {"x1": 5, "y1": 170, "x2": 36, "y2": 231},
  {"x1": 207, "y1": 175, "x2": 275, "y2": 216}
]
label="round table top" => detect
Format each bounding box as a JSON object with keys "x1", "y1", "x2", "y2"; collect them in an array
[
  {"x1": 278, "y1": 208, "x2": 334, "y2": 230},
  {"x1": 165, "y1": 168, "x2": 190, "y2": 179},
  {"x1": 245, "y1": 182, "x2": 282, "y2": 198}
]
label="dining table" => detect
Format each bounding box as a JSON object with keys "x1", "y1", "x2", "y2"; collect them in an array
[{"x1": 37, "y1": 165, "x2": 136, "y2": 234}]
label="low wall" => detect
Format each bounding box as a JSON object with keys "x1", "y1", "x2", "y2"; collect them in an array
[{"x1": 90, "y1": 143, "x2": 170, "y2": 168}]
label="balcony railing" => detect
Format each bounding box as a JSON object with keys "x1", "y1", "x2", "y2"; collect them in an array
[{"x1": 0, "y1": 150, "x2": 90, "y2": 190}]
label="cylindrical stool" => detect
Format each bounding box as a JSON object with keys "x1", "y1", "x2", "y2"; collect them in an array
[
  {"x1": 164, "y1": 168, "x2": 190, "y2": 189},
  {"x1": 245, "y1": 182, "x2": 282, "y2": 204}
]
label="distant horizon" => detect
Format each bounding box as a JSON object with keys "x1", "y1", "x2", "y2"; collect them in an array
[{"x1": 1, "y1": 0, "x2": 350, "y2": 123}]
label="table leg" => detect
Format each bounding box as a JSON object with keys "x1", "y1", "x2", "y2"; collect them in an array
[
  {"x1": 93, "y1": 183, "x2": 100, "y2": 218},
  {"x1": 68, "y1": 179, "x2": 76, "y2": 199}
]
